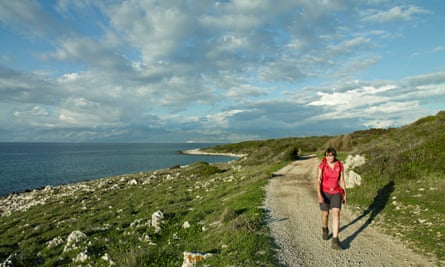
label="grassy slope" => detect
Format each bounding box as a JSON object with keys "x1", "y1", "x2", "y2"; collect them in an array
[
  {"x1": 343, "y1": 111, "x2": 445, "y2": 262},
  {"x1": 0, "y1": 111, "x2": 444, "y2": 265},
  {"x1": 208, "y1": 111, "x2": 445, "y2": 263}
]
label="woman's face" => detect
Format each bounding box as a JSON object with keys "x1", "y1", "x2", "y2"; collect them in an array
[{"x1": 326, "y1": 153, "x2": 335, "y2": 163}]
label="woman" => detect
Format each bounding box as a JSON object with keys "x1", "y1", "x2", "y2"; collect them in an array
[{"x1": 316, "y1": 147, "x2": 346, "y2": 250}]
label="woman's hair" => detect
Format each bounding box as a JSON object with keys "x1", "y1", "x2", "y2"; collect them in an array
[{"x1": 325, "y1": 147, "x2": 337, "y2": 157}]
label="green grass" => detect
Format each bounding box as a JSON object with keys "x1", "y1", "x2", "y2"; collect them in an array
[
  {"x1": 345, "y1": 111, "x2": 445, "y2": 263},
  {"x1": 1, "y1": 111, "x2": 444, "y2": 265},
  {"x1": 0, "y1": 159, "x2": 287, "y2": 266}
]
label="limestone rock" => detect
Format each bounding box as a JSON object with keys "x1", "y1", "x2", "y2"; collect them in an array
[
  {"x1": 151, "y1": 210, "x2": 165, "y2": 233},
  {"x1": 181, "y1": 251, "x2": 212, "y2": 267},
  {"x1": 63, "y1": 230, "x2": 87, "y2": 253}
]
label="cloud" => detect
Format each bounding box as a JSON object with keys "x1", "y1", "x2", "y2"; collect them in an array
[
  {"x1": 44, "y1": 36, "x2": 132, "y2": 72},
  {"x1": 434, "y1": 46, "x2": 445, "y2": 52},
  {"x1": 304, "y1": 71, "x2": 445, "y2": 129},
  {"x1": 361, "y1": 5, "x2": 431, "y2": 23},
  {"x1": 0, "y1": 1, "x2": 63, "y2": 38},
  {"x1": 0, "y1": 0, "x2": 444, "y2": 142}
]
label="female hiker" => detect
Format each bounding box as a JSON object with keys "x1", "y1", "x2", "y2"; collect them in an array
[{"x1": 316, "y1": 147, "x2": 346, "y2": 250}]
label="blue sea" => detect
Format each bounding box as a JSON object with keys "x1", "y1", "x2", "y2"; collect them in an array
[{"x1": 0, "y1": 142, "x2": 236, "y2": 197}]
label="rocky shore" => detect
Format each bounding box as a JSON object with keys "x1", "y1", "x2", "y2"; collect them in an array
[
  {"x1": 0, "y1": 173, "x2": 143, "y2": 217},
  {"x1": 179, "y1": 148, "x2": 248, "y2": 158},
  {"x1": 0, "y1": 149, "x2": 244, "y2": 218}
]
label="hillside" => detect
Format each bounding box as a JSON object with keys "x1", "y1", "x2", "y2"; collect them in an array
[
  {"x1": 0, "y1": 111, "x2": 444, "y2": 266},
  {"x1": 328, "y1": 111, "x2": 445, "y2": 262},
  {"x1": 206, "y1": 110, "x2": 445, "y2": 263}
]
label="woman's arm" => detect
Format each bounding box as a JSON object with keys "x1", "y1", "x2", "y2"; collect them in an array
[
  {"x1": 340, "y1": 170, "x2": 346, "y2": 204},
  {"x1": 317, "y1": 167, "x2": 324, "y2": 203}
]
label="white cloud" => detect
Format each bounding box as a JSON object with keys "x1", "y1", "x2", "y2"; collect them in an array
[
  {"x1": 31, "y1": 105, "x2": 49, "y2": 116},
  {"x1": 361, "y1": 5, "x2": 431, "y2": 23},
  {"x1": 206, "y1": 109, "x2": 246, "y2": 128},
  {"x1": 0, "y1": 0, "x2": 444, "y2": 142},
  {"x1": 226, "y1": 84, "x2": 269, "y2": 99},
  {"x1": 0, "y1": 1, "x2": 61, "y2": 38},
  {"x1": 364, "y1": 101, "x2": 419, "y2": 114},
  {"x1": 363, "y1": 119, "x2": 396, "y2": 128}
]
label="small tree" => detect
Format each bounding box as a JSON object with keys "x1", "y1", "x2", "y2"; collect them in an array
[{"x1": 287, "y1": 147, "x2": 299, "y2": 160}]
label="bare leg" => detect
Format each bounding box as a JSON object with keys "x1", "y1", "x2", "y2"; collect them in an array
[
  {"x1": 321, "y1": 210, "x2": 329, "y2": 228},
  {"x1": 331, "y1": 208, "x2": 340, "y2": 238}
]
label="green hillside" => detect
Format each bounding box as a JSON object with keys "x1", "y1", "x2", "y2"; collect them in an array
[{"x1": 206, "y1": 111, "x2": 445, "y2": 263}]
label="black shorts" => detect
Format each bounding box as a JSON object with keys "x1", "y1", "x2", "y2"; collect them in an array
[{"x1": 320, "y1": 192, "x2": 342, "y2": 211}]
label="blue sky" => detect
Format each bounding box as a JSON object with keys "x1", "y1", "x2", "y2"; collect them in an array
[{"x1": 1, "y1": 0, "x2": 444, "y2": 143}]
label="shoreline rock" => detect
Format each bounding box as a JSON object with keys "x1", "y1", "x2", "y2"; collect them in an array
[{"x1": 179, "y1": 149, "x2": 247, "y2": 158}]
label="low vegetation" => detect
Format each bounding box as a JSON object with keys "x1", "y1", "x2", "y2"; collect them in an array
[
  {"x1": 0, "y1": 111, "x2": 443, "y2": 266},
  {"x1": 207, "y1": 111, "x2": 445, "y2": 264}
]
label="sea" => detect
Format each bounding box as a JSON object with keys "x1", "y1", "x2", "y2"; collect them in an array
[{"x1": 0, "y1": 142, "x2": 237, "y2": 197}]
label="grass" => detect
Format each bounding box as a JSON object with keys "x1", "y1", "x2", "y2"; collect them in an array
[
  {"x1": 1, "y1": 111, "x2": 444, "y2": 265},
  {"x1": 0, "y1": 159, "x2": 288, "y2": 266},
  {"x1": 345, "y1": 111, "x2": 445, "y2": 264}
]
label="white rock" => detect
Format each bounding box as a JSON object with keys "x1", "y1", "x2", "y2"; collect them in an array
[
  {"x1": 64, "y1": 230, "x2": 87, "y2": 253},
  {"x1": 182, "y1": 221, "x2": 191, "y2": 229},
  {"x1": 344, "y1": 154, "x2": 366, "y2": 169},
  {"x1": 110, "y1": 184, "x2": 120, "y2": 190},
  {"x1": 101, "y1": 253, "x2": 115, "y2": 266},
  {"x1": 345, "y1": 170, "x2": 362, "y2": 188},
  {"x1": 130, "y1": 218, "x2": 144, "y2": 228},
  {"x1": 151, "y1": 210, "x2": 165, "y2": 233},
  {"x1": 343, "y1": 154, "x2": 366, "y2": 189},
  {"x1": 181, "y1": 251, "x2": 212, "y2": 267},
  {"x1": 73, "y1": 250, "x2": 89, "y2": 263},
  {"x1": 47, "y1": 236, "x2": 64, "y2": 248}
]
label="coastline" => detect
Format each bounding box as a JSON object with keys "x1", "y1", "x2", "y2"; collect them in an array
[
  {"x1": 0, "y1": 149, "x2": 246, "y2": 217},
  {"x1": 0, "y1": 144, "x2": 275, "y2": 266},
  {"x1": 0, "y1": 143, "x2": 237, "y2": 198},
  {"x1": 179, "y1": 148, "x2": 248, "y2": 158}
]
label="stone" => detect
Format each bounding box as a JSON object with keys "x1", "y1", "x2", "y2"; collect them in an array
[
  {"x1": 64, "y1": 230, "x2": 87, "y2": 253},
  {"x1": 151, "y1": 210, "x2": 165, "y2": 233},
  {"x1": 181, "y1": 251, "x2": 212, "y2": 267}
]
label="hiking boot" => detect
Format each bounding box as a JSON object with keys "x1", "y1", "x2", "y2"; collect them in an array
[
  {"x1": 331, "y1": 237, "x2": 343, "y2": 250},
  {"x1": 322, "y1": 227, "x2": 329, "y2": 240}
]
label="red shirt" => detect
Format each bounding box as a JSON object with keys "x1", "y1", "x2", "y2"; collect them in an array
[{"x1": 319, "y1": 160, "x2": 344, "y2": 194}]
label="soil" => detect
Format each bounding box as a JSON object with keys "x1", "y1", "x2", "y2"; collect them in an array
[{"x1": 264, "y1": 155, "x2": 436, "y2": 266}]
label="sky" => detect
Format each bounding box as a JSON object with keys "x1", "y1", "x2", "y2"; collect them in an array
[{"x1": 0, "y1": 0, "x2": 444, "y2": 143}]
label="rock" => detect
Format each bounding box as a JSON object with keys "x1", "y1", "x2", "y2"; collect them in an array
[
  {"x1": 101, "y1": 253, "x2": 115, "y2": 266},
  {"x1": 64, "y1": 230, "x2": 87, "y2": 253},
  {"x1": 151, "y1": 210, "x2": 165, "y2": 233},
  {"x1": 110, "y1": 184, "x2": 120, "y2": 190},
  {"x1": 47, "y1": 236, "x2": 64, "y2": 248},
  {"x1": 128, "y1": 179, "x2": 138, "y2": 185},
  {"x1": 344, "y1": 154, "x2": 366, "y2": 169},
  {"x1": 346, "y1": 170, "x2": 362, "y2": 188},
  {"x1": 73, "y1": 250, "x2": 89, "y2": 263},
  {"x1": 343, "y1": 154, "x2": 366, "y2": 188},
  {"x1": 181, "y1": 251, "x2": 212, "y2": 267}
]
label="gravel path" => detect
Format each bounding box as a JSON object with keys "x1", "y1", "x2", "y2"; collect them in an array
[{"x1": 264, "y1": 156, "x2": 436, "y2": 266}]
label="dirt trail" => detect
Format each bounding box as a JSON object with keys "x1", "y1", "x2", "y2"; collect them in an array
[{"x1": 264, "y1": 156, "x2": 435, "y2": 266}]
